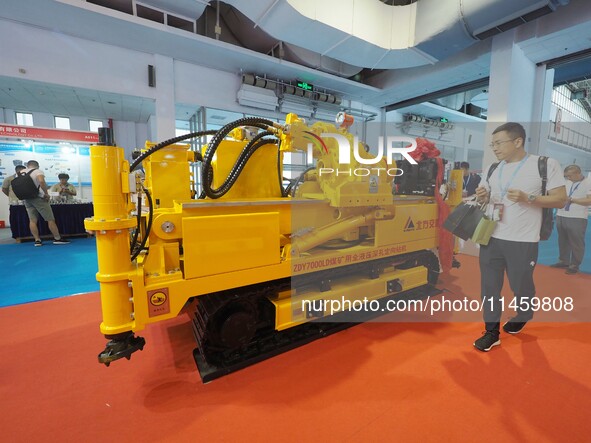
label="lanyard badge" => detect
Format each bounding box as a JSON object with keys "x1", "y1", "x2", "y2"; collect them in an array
[
  {"x1": 564, "y1": 181, "x2": 581, "y2": 211},
  {"x1": 489, "y1": 155, "x2": 529, "y2": 221}
]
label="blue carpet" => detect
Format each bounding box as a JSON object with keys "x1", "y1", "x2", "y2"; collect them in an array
[
  {"x1": 0, "y1": 224, "x2": 589, "y2": 307},
  {"x1": 0, "y1": 237, "x2": 99, "y2": 307}
]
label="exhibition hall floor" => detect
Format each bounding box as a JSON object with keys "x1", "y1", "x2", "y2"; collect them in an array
[
  {"x1": 0, "y1": 254, "x2": 589, "y2": 442},
  {"x1": 0, "y1": 222, "x2": 589, "y2": 306}
]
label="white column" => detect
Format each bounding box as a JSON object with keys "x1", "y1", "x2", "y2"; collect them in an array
[
  {"x1": 484, "y1": 29, "x2": 550, "y2": 167},
  {"x1": 152, "y1": 54, "x2": 176, "y2": 142},
  {"x1": 533, "y1": 67, "x2": 556, "y2": 157},
  {"x1": 147, "y1": 114, "x2": 157, "y2": 142}
]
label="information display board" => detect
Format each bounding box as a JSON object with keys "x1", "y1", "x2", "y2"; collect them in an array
[{"x1": 0, "y1": 141, "x2": 92, "y2": 186}]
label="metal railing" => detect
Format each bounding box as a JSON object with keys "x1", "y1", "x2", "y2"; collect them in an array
[{"x1": 547, "y1": 120, "x2": 591, "y2": 153}]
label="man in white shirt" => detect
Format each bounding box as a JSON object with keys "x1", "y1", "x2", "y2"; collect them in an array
[
  {"x1": 1, "y1": 165, "x2": 26, "y2": 204},
  {"x1": 473, "y1": 122, "x2": 567, "y2": 352},
  {"x1": 22, "y1": 160, "x2": 70, "y2": 246},
  {"x1": 551, "y1": 165, "x2": 591, "y2": 275}
]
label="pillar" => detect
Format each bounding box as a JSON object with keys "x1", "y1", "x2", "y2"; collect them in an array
[{"x1": 484, "y1": 29, "x2": 554, "y2": 167}]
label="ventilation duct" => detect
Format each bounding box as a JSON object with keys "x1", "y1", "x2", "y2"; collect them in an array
[
  {"x1": 215, "y1": 3, "x2": 363, "y2": 78},
  {"x1": 473, "y1": 0, "x2": 570, "y2": 40},
  {"x1": 415, "y1": 0, "x2": 571, "y2": 59},
  {"x1": 223, "y1": 0, "x2": 570, "y2": 69},
  {"x1": 433, "y1": 90, "x2": 482, "y2": 111},
  {"x1": 280, "y1": 44, "x2": 363, "y2": 78}
]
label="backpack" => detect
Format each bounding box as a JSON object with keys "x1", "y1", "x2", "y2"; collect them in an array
[
  {"x1": 11, "y1": 169, "x2": 40, "y2": 200},
  {"x1": 486, "y1": 156, "x2": 553, "y2": 241}
]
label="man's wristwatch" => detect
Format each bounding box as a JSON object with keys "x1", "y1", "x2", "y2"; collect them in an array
[{"x1": 527, "y1": 194, "x2": 537, "y2": 204}]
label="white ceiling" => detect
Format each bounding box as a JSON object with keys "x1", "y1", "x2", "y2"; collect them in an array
[
  {"x1": 0, "y1": 76, "x2": 155, "y2": 122},
  {"x1": 174, "y1": 104, "x2": 245, "y2": 128},
  {"x1": 1, "y1": 0, "x2": 591, "y2": 124}
]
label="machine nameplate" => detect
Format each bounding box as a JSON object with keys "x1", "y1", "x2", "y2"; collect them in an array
[{"x1": 147, "y1": 288, "x2": 170, "y2": 317}]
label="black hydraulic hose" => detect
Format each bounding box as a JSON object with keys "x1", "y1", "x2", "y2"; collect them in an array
[
  {"x1": 203, "y1": 130, "x2": 278, "y2": 199},
  {"x1": 129, "y1": 189, "x2": 142, "y2": 259},
  {"x1": 131, "y1": 186, "x2": 153, "y2": 262},
  {"x1": 276, "y1": 140, "x2": 286, "y2": 197},
  {"x1": 199, "y1": 133, "x2": 271, "y2": 200},
  {"x1": 201, "y1": 130, "x2": 276, "y2": 199},
  {"x1": 220, "y1": 131, "x2": 276, "y2": 189},
  {"x1": 201, "y1": 117, "x2": 276, "y2": 198},
  {"x1": 284, "y1": 178, "x2": 295, "y2": 196},
  {"x1": 287, "y1": 166, "x2": 316, "y2": 197},
  {"x1": 205, "y1": 136, "x2": 278, "y2": 199},
  {"x1": 127, "y1": 119, "x2": 279, "y2": 258},
  {"x1": 130, "y1": 130, "x2": 218, "y2": 172}
]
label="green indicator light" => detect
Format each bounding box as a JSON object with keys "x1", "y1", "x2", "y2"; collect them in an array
[{"x1": 297, "y1": 81, "x2": 314, "y2": 91}]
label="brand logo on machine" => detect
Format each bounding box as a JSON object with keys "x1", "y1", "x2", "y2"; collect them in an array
[
  {"x1": 305, "y1": 133, "x2": 417, "y2": 177},
  {"x1": 404, "y1": 217, "x2": 415, "y2": 232},
  {"x1": 150, "y1": 292, "x2": 167, "y2": 306},
  {"x1": 404, "y1": 217, "x2": 438, "y2": 232},
  {"x1": 147, "y1": 288, "x2": 171, "y2": 317}
]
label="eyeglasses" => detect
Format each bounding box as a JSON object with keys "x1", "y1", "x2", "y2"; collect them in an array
[{"x1": 489, "y1": 139, "x2": 517, "y2": 149}]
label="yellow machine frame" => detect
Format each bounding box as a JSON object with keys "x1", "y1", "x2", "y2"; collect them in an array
[{"x1": 86, "y1": 114, "x2": 462, "y2": 375}]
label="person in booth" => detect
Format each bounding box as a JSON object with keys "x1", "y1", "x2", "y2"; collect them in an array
[
  {"x1": 50, "y1": 173, "x2": 77, "y2": 202},
  {"x1": 460, "y1": 161, "x2": 481, "y2": 197}
]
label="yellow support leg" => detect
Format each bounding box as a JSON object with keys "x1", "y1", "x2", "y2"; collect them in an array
[{"x1": 85, "y1": 132, "x2": 145, "y2": 365}]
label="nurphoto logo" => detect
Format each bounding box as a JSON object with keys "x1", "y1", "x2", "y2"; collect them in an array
[{"x1": 306, "y1": 132, "x2": 418, "y2": 177}]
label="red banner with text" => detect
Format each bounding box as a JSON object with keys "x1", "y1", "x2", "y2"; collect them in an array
[{"x1": 0, "y1": 124, "x2": 99, "y2": 143}]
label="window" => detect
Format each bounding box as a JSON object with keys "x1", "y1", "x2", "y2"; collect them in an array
[
  {"x1": 137, "y1": 4, "x2": 164, "y2": 24},
  {"x1": 89, "y1": 120, "x2": 103, "y2": 132},
  {"x1": 175, "y1": 128, "x2": 190, "y2": 137},
  {"x1": 552, "y1": 86, "x2": 590, "y2": 123},
  {"x1": 54, "y1": 116, "x2": 70, "y2": 129},
  {"x1": 16, "y1": 112, "x2": 33, "y2": 126},
  {"x1": 167, "y1": 14, "x2": 194, "y2": 32},
  {"x1": 87, "y1": 0, "x2": 133, "y2": 15}
]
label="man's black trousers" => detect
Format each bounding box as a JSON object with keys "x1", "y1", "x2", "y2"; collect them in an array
[{"x1": 479, "y1": 237, "x2": 538, "y2": 333}]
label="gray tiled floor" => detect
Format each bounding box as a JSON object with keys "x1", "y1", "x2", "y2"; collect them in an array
[{"x1": 0, "y1": 227, "x2": 16, "y2": 245}]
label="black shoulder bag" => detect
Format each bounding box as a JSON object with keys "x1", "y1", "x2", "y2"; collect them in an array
[
  {"x1": 538, "y1": 156, "x2": 553, "y2": 241},
  {"x1": 11, "y1": 169, "x2": 40, "y2": 200}
]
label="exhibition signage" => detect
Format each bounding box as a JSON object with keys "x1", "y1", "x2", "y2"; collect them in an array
[
  {"x1": 0, "y1": 141, "x2": 93, "y2": 186},
  {"x1": 0, "y1": 124, "x2": 99, "y2": 143}
]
